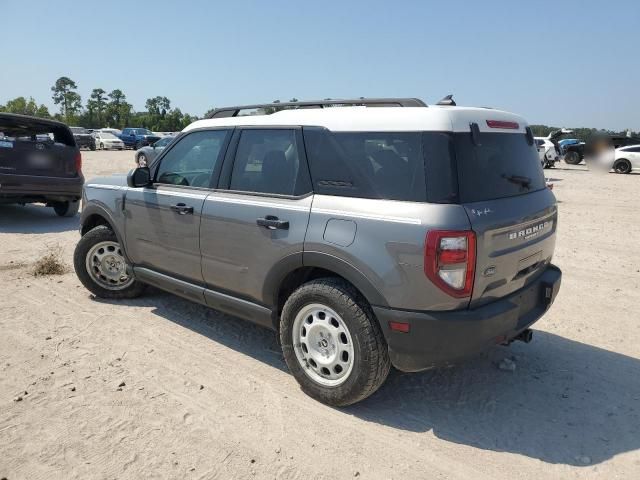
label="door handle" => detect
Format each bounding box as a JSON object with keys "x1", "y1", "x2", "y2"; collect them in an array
[
  {"x1": 170, "y1": 203, "x2": 194, "y2": 215},
  {"x1": 256, "y1": 215, "x2": 289, "y2": 230}
]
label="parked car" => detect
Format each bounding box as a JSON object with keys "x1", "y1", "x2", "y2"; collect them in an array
[
  {"x1": 558, "y1": 138, "x2": 581, "y2": 154},
  {"x1": 93, "y1": 131, "x2": 125, "y2": 150},
  {"x1": 74, "y1": 97, "x2": 561, "y2": 406},
  {"x1": 535, "y1": 137, "x2": 559, "y2": 168},
  {"x1": 118, "y1": 128, "x2": 160, "y2": 150},
  {"x1": 611, "y1": 145, "x2": 640, "y2": 174},
  {"x1": 97, "y1": 128, "x2": 122, "y2": 136},
  {"x1": 0, "y1": 113, "x2": 83, "y2": 216},
  {"x1": 135, "y1": 136, "x2": 174, "y2": 166},
  {"x1": 564, "y1": 134, "x2": 640, "y2": 165},
  {"x1": 69, "y1": 126, "x2": 96, "y2": 150},
  {"x1": 535, "y1": 129, "x2": 572, "y2": 168}
]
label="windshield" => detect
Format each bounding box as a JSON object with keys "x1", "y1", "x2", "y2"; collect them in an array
[{"x1": 453, "y1": 132, "x2": 545, "y2": 203}]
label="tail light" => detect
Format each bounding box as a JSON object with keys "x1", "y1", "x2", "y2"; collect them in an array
[
  {"x1": 425, "y1": 230, "x2": 476, "y2": 298},
  {"x1": 74, "y1": 151, "x2": 82, "y2": 173}
]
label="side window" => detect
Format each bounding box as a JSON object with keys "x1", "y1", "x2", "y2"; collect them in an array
[
  {"x1": 155, "y1": 129, "x2": 229, "y2": 188},
  {"x1": 302, "y1": 127, "x2": 426, "y2": 202},
  {"x1": 229, "y1": 129, "x2": 310, "y2": 196}
]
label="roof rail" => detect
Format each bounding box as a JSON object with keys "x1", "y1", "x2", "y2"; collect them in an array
[{"x1": 206, "y1": 98, "x2": 427, "y2": 119}]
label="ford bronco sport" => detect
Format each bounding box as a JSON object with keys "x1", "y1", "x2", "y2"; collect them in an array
[{"x1": 73, "y1": 97, "x2": 562, "y2": 406}]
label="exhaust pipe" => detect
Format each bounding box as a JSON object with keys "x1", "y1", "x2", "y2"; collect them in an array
[{"x1": 513, "y1": 328, "x2": 533, "y2": 344}]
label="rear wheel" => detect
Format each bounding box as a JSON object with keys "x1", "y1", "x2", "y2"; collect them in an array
[
  {"x1": 613, "y1": 159, "x2": 631, "y2": 174},
  {"x1": 73, "y1": 225, "x2": 146, "y2": 299},
  {"x1": 135, "y1": 141, "x2": 143, "y2": 150},
  {"x1": 53, "y1": 200, "x2": 80, "y2": 217},
  {"x1": 280, "y1": 278, "x2": 390, "y2": 406},
  {"x1": 564, "y1": 151, "x2": 582, "y2": 165}
]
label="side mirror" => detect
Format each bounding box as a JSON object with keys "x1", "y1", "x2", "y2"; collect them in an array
[{"x1": 127, "y1": 167, "x2": 151, "y2": 188}]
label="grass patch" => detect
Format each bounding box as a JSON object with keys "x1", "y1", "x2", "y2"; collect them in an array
[{"x1": 33, "y1": 246, "x2": 68, "y2": 276}]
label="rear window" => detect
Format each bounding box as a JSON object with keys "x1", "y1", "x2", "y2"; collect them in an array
[
  {"x1": 303, "y1": 128, "x2": 426, "y2": 202},
  {"x1": 453, "y1": 132, "x2": 545, "y2": 203},
  {"x1": 0, "y1": 120, "x2": 74, "y2": 147}
]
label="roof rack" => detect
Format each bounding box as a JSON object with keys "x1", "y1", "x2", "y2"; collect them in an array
[{"x1": 206, "y1": 98, "x2": 427, "y2": 119}]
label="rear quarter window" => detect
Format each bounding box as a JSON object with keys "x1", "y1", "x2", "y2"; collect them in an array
[{"x1": 302, "y1": 127, "x2": 426, "y2": 202}]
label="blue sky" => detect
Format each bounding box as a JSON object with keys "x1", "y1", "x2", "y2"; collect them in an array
[{"x1": 2, "y1": 0, "x2": 638, "y2": 130}]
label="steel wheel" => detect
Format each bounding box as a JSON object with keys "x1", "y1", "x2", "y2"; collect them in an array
[
  {"x1": 85, "y1": 240, "x2": 134, "y2": 290},
  {"x1": 292, "y1": 303, "x2": 355, "y2": 387},
  {"x1": 137, "y1": 154, "x2": 147, "y2": 167}
]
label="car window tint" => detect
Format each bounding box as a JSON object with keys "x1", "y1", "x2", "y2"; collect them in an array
[
  {"x1": 303, "y1": 127, "x2": 426, "y2": 202},
  {"x1": 155, "y1": 130, "x2": 229, "y2": 188},
  {"x1": 230, "y1": 129, "x2": 309, "y2": 196}
]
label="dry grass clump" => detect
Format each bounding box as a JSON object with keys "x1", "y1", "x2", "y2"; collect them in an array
[{"x1": 33, "y1": 246, "x2": 68, "y2": 276}]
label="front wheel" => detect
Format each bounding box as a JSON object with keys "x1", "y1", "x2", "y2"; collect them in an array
[
  {"x1": 280, "y1": 278, "x2": 390, "y2": 406},
  {"x1": 53, "y1": 200, "x2": 80, "y2": 217},
  {"x1": 99, "y1": 142, "x2": 104, "y2": 150},
  {"x1": 613, "y1": 159, "x2": 632, "y2": 174},
  {"x1": 564, "y1": 151, "x2": 581, "y2": 165},
  {"x1": 73, "y1": 225, "x2": 146, "y2": 299},
  {"x1": 137, "y1": 153, "x2": 147, "y2": 167}
]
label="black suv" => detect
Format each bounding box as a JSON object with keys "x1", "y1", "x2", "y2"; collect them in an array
[
  {"x1": 0, "y1": 113, "x2": 84, "y2": 216},
  {"x1": 70, "y1": 126, "x2": 96, "y2": 151}
]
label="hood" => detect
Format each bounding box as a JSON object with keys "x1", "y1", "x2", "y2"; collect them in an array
[
  {"x1": 547, "y1": 128, "x2": 573, "y2": 141},
  {"x1": 86, "y1": 173, "x2": 129, "y2": 188}
]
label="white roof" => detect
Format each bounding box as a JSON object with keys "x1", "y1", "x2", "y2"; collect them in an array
[{"x1": 184, "y1": 106, "x2": 529, "y2": 134}]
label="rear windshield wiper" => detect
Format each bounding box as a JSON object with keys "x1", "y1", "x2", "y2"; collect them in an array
[{"x1": 502, "y1": 174, "x2": 531, "y2": 189}]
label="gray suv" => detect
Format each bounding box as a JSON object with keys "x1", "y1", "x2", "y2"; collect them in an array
[{"x1": 74, "y1": 98, "x2": 562, "y2": 406}]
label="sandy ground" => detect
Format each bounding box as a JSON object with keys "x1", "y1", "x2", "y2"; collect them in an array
[{"x1": 1, "y1": 150, "x2": 639, "y2": 480}]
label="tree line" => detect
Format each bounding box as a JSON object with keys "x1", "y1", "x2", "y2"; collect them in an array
[
  {"x1": 2, "y1": 81, "x2": 636, "y2": 138},
  {"x1": 0, "y1": 76, "x2": 197, "y2": 132}
]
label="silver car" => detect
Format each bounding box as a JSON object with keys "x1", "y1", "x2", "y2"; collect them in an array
[
  {"x1": 135, "y1": 136, "x2": 174, "y2": 166},
  {"x1": 73, "y1": 98, "x2": 562, "y2": 406}
]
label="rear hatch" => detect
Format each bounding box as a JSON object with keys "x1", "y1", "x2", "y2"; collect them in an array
[
  {"x1": 452, "y1": 122, "x2": 557, "y2": 308},
  {"x1": 0, "y1": 115, "x2": 79, "y2": 178}
]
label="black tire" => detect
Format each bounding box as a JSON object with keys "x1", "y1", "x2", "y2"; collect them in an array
[
  {"x1": 99, "y1": 142, "x2": 104, "y2": 150},
  {"x1": 135, "y1": 141, "x2": 142, "y2": 150},
  {"x1": 613, "y1": 159, "x2": 632, "y2": 174},
  {"x1": 53, "y1": 200, "x2": 80, "y2": 217},
  {"x1": 564, "y1": 151, "x2": 582, "y2": 165},
  {"x1": 280, "y1": 278, "x2": 390, "y2": 406},
  {"x1": 90, "y1": 142, "x2": 96, "y2": 151},
  {"x1": 73, "y1": 225, "x2": 146, "y2": 299}
]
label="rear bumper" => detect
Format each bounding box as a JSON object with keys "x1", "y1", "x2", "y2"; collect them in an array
[
  {"x1": 373, "y1": 264, "x2": 562, "y2": 372},
  {"x1": 0, "y1": 172, "x2": 84, "y2": 202}
]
